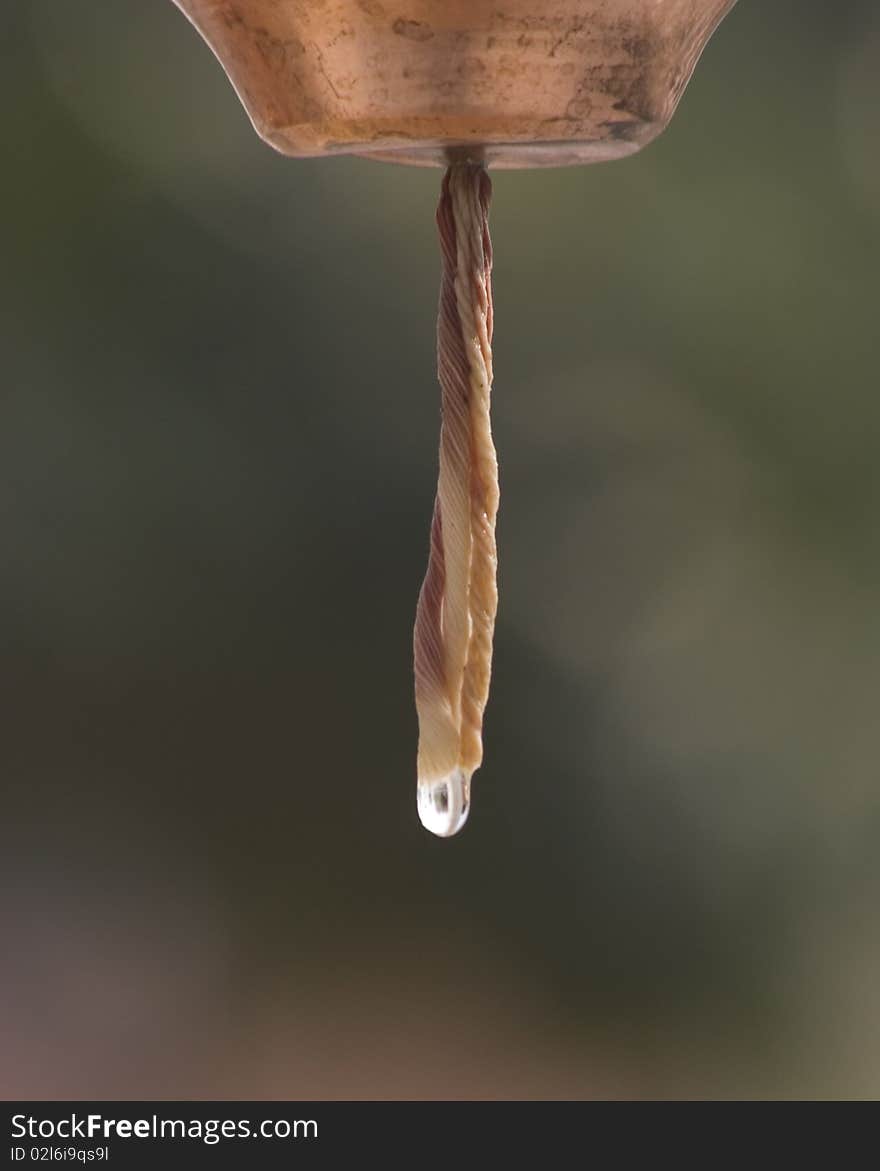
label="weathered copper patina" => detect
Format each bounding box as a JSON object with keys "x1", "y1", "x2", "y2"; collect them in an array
[{"x1": 174, "y1": 1, "x2": 735, "y2": 167}]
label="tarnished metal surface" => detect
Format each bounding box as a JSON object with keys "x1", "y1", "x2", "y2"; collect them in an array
[{"x1": 174, "y1": 1, "x2": 736, "y2": 167}]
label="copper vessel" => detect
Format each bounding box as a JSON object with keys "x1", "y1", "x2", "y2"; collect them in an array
[{"x1": 173, "y1": 1, "x2": 736, "y2": 168}]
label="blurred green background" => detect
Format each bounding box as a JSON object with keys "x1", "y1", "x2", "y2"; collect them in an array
[{"x1": 3, "y1": 0, "x2": 880, "y2": 1099}]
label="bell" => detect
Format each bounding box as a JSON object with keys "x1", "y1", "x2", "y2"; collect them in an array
[
  {"x1": 171, "y1": 0, "x2": 737, "y2": 837},
  {"x1": 173, "y1": 1, "x2": 736, "y2": 167}
]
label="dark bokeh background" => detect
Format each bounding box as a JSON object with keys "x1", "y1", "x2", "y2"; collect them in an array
[{"x1": 3, "y1": 1, "x2": 880, "y2": 1098}]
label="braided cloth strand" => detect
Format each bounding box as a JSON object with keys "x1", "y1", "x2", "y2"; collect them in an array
[{"x1": 414, "y1": 161, "x2": 497, "y2": 837}]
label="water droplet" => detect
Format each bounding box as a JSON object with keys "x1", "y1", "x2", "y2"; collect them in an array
[{"x1": 417, "y1": 768, "x2": 471, "y2": 838}]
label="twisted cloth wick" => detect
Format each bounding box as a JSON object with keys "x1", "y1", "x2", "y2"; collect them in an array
[{"x1": 414, "y1": 161, "x2": 498, "y2": 837}]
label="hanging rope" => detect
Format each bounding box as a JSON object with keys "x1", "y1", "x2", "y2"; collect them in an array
[{"x1": 414, "y1": 161, "x2": 498, "y2": 836}]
